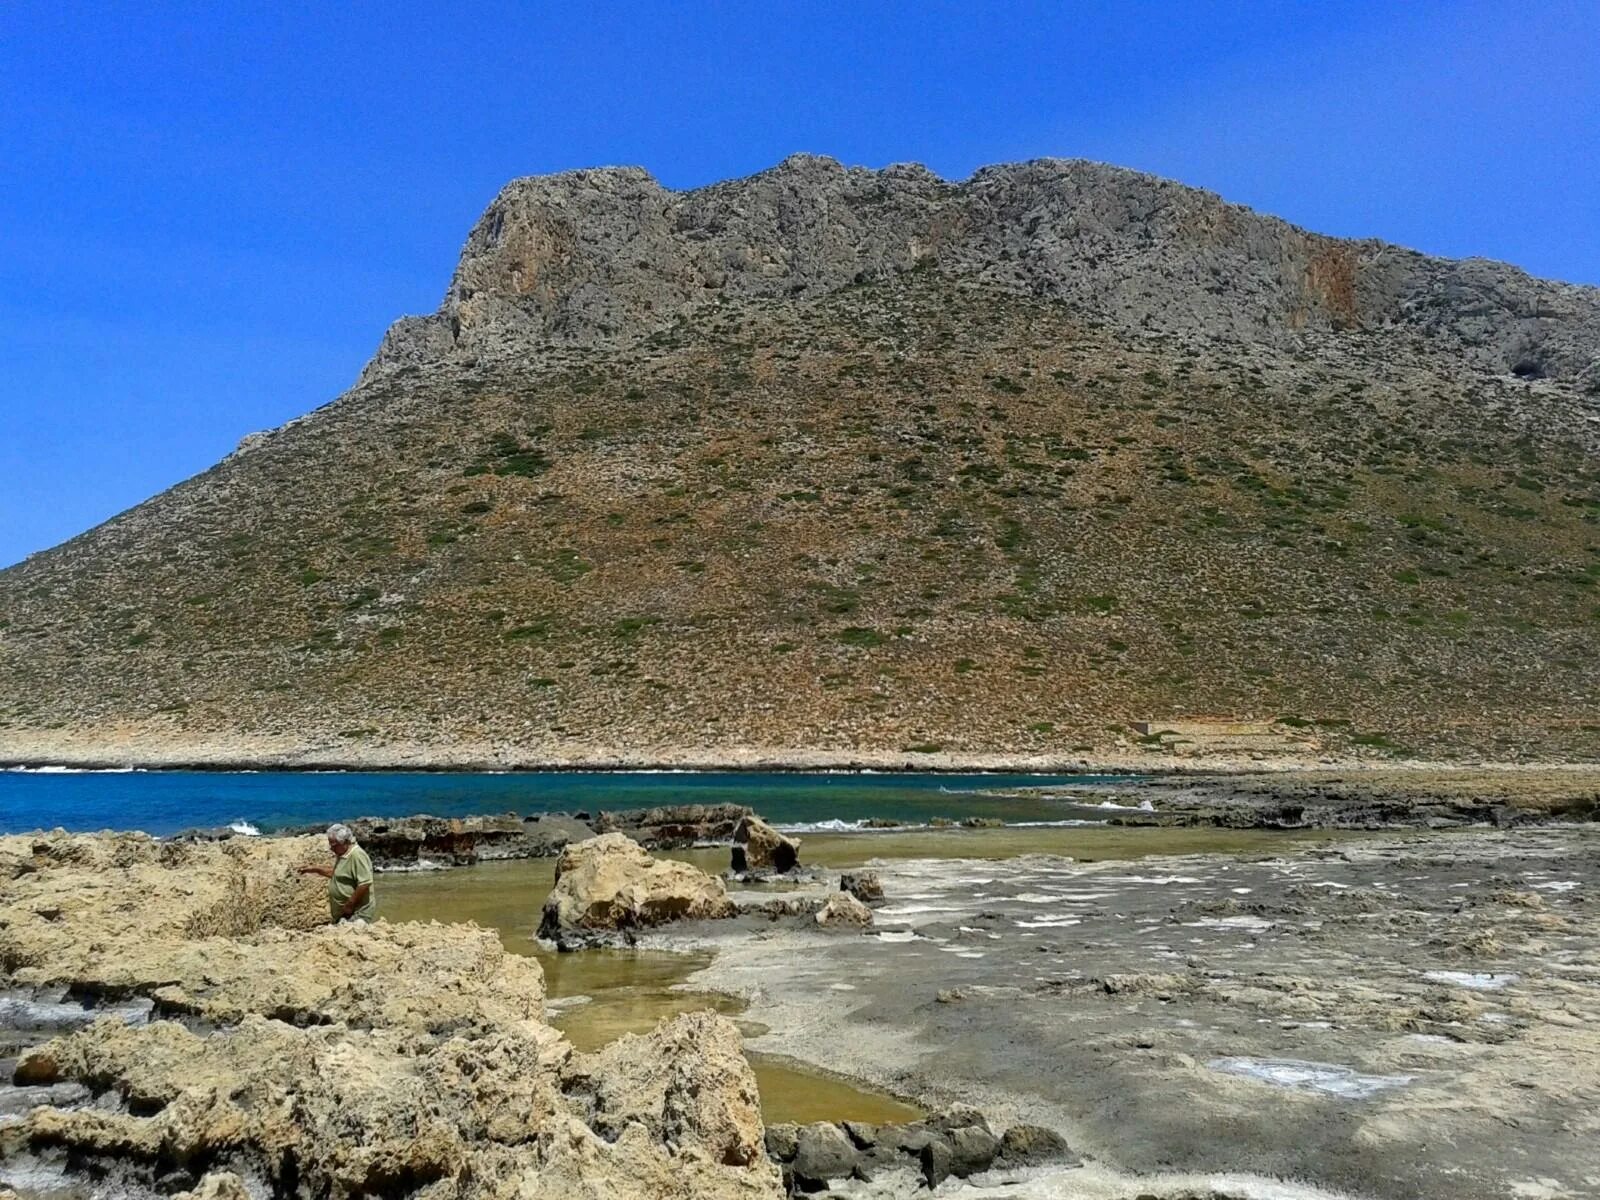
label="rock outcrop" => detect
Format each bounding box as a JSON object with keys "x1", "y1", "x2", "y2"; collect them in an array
[
  {"x1": 0, "y1": 833, "x2": 781, "y2": 1199},
  {"x1": 596, "y1": 805, "x2": 751, "y2": 850},
  {"x1": 562, "y1": 1011, "x2": 766, "y2": 1167},
  {"x1": 383, "y1": 155, "x2": 1600, "y2": 386},
  {"x1": 285, "y1": 812, "x2": 597, "y2": 868},
  {"x1": 731, "y1": 815, "x2": 800, "y2": 874},
  {"x1": 814, "y1": 892, "x2": 874, "y2": 929},
  {"x1": 538, "y1": 833, "x2": 736, "y2": 948},
  {"x1": 839, "y1": 871, "x2": 884, "y2": 903}
]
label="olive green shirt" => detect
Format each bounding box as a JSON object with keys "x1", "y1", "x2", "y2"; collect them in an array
[{"x1": 328, "y1": 844, "x2": 375, "y2": 921}]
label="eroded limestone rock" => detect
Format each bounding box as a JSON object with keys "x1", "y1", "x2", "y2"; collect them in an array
[
  {"x1": 539, "y1": 833, "x2": 735, "y2": 947},
  {"x1": 815, "y1": 892, "x2": 874, "y2": 928},
  {"x1": 731, "y1": 816, "x2": 800, "y2": 875},
  {"x1": 595, "y1": 805, "x2": 751, "y2": 849},
  {"x1": 839, "y1": 870, "x2": 884, "y2": 903},
  {"x1": 561, "y1": 1010, "x2": 766, "y2": 1167},
  {"x1": 0, "y1": 833, "x2": 781, "y2": 1200}
]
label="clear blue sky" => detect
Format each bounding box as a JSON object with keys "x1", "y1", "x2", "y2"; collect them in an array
[{"x1": 3, "y1": 1, "x2": 1597, "y2": 568}]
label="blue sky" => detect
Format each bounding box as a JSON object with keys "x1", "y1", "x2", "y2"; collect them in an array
[{"x1": 2, "y1": 1, "x2": 1597, "y2": 567}]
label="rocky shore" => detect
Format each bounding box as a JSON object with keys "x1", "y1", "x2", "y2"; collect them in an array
[
  {"x1": 668, "y1": 824, "x2": 1600, "y2": 1199},
  {"x1": 0, "y1": 832, "x2": 780, "y2": 1199},
  {"x1": 150, "y1": 766, "x2": 1600, "y2": 874},
  {"x1": 269, "y1": 804, "x2": 751, "y2": 869},
  {"x1": 8, "y1": 769, "x2": 1600, "y2": 1199}
]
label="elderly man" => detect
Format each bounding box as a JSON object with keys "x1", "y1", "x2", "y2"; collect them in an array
[{"x1": 297, "y1": 823, "x2": 375, "y2": 923}]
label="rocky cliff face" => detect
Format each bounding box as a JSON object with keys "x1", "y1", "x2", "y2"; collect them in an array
[
  {"x1": 2, "y1": 156, "x2": 1598, "y2": 766},
  {"x1": 371, "y1": 155, "x2": 1600, "y2": 385}
]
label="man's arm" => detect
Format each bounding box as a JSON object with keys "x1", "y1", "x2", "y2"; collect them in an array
[
  {"x1": 339, "y1": 881, "x2": 371, "y2": 919},
  {"x1": 298, "y1": 864, "x2": 334, "y2": 878}
]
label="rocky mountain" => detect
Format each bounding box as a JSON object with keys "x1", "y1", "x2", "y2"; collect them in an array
[{"x1": 3, "y1": 155, "x2": 1598, "y2": 766}]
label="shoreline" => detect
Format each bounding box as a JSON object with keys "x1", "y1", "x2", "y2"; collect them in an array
[
  {"x1": 5, "y1": 763, "x2": 1598, "y2": 845},
  {"x1": 3, "y1": 739, "x2": 1598, "y2": 776}
]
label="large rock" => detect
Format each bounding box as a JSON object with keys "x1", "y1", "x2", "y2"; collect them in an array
[
  {"x1": 0, "y1": 834, "x2": 543, "y2": 1033},
  {"x1": 732, "y1": 815, "x2": 801, "y2": 874},
  {"x1": 539, "y1": 833, "x2": 735, "y2": 945},
  {"x1": 815, "y1": 892, "x2": 874, "y2": 928},
  {"x1": 997, "y1": 1122, "x2": 1076, "y2": 1167},
  {"x1": 562, "y1": 1011, "x2": 767, "y2": 1167},
  {"x1": 0, "y1": 832, "x2": 331, "y2": 990},
  {"x1": 839, "y1": 870, "x2": 884, "y2": 903},
  {"x1": 791, "y1": 1121, "x2": 860, "y2": 1189},
  {"x1": 945, "y1": 1125, "x2": 1001, "y2": 1178}
]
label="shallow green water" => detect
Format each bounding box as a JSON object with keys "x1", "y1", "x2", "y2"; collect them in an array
[
  {"x1": 379, "y1": 851, "x2": 923, "y2": 1123},
  {"x1": 381, "y1": 825, "x2": 1335, "y2": 1123}
]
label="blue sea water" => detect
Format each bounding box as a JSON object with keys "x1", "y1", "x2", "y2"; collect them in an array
[{"x1": 0, "y1": 770, "x2": 1138, "y2": 837}]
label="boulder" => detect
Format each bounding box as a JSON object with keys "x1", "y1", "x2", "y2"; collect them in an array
[
  {"x1": 539, "y1": 833, "x2": 735, "y2": 945},
  {"x1": 841, "y1": 1120, "x2": 878, "y2": 1148},
  {"x1": 874, "y1": 1122, "x2": 939, "y2": 1156},
  {"x1": 997, "y1": 1122, "x2": 1077, "y2": 1167},
  {"x1": 928, "y1": 1105, "x2": 991, "y2": 1133},
  {"x1": 839, "y1": 870, "x2": 884, "y2": 903},
  {"x1": 764, "y1": 1122, "x2": 800, "y2": 1162},
  {"x1": 814, "y1": 892, "x2": 874, "y2": 928},
  {"x1": 946, "y1": 1125, "x2": 1001, "y2": 1177},
  {"x1": 792, "y1": 1121, "x2": 859, "y2": 1189},
  {"x1": 920, "y1": 1136, "x2": 954, "y2": 1187},
  {"x1": 732, "y1": 815, "x2": 801, "y2": 874}
]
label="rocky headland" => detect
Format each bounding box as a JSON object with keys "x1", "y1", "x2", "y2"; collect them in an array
[{"x1": 2, "y1": 155, "x2": 1598, "y2": 767}]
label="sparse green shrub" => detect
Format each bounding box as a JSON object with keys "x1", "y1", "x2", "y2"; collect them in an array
[{"x1": 837, "y1": 627, "x2": 887, "y2": 647}]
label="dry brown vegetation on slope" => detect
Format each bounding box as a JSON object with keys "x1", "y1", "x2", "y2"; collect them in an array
[{"x1": 2, "y1": 270, "x2": 1597, "y2": 763}]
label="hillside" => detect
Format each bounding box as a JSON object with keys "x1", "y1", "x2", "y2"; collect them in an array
[{"x1": 2, "y1": 155, "x2": 1599, "y2": 767}]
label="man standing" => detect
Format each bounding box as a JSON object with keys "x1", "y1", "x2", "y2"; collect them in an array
[{"x1": 297, "y1": 823, "x2": 375, "y2": 923}]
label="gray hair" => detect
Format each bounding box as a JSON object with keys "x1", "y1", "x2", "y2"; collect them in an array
[{"x1": 326, "y1": 823, "x2": 354, "y2": 845}]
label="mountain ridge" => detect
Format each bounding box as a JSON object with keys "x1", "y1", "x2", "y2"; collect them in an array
[{"x1": 362, "y1": 153, "x2": 1600, "y2": 388}]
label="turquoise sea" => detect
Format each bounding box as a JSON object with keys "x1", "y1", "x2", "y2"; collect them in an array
[{"x1": 0, "y1": 770, "x2": 1138, "y2": 837}]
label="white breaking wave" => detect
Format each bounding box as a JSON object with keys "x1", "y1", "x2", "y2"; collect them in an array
[
  {"x1": 774, "y1": 818, "x2": 934, "y2": 834},
  {"x1": 5, "y1": 764, "x2": 140, "y2": 774}
]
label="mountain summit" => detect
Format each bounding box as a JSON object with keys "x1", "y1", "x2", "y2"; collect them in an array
[
  {"x1": 3, "y1": 156, "x2": 1598, "y2": 767},
  {"x1": 371, "y1": 154, "x2": 1600, "y2": 384}
]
